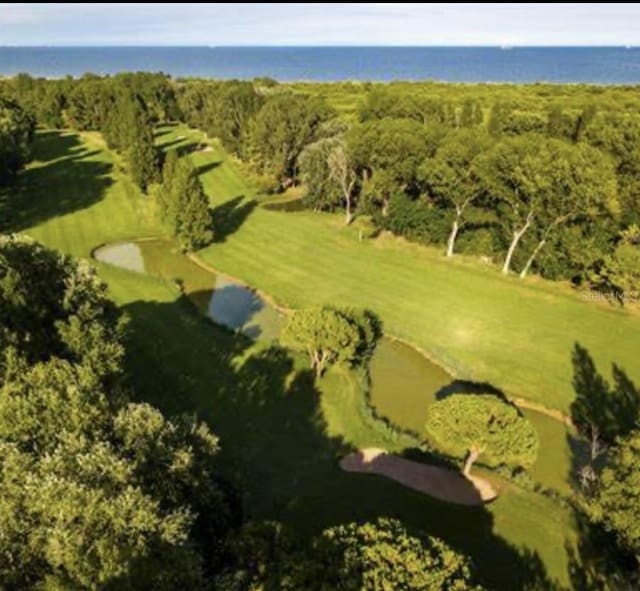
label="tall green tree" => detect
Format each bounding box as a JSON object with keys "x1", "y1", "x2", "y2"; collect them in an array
[
  {"x1": 327, "y1": 139, "x2": 358, "y2": 225},
  {"x1": 0, "y1": 97, "x2": 35, "y2": 185},
  {"x1": 425, "y1": 394, "x2": 539, "y2": 475},
  {"x1": 571, "y1": 343, "x2": 640, "y2": 460},
  {"x1": 158, "y1": 154, "x2": 213, "y2": 251},
  {"x1": 281, "y1": 306, "x2": 379, "y2": 377},
  {"x1": 419, "y1": 129, "x2": 493, "y2": 256},
  {"x1": 474, "y1": 134, "x2": 555, "y2": 274},
  {"x1": 128, "y1": 130, "x2": 159, "y2": 192},
  {"x1": 312, "y1": 519, "x2": 484, "y2": 591},
  {"x1": 518, "y1": 141, "x2": 618, "y2": 278},
  {"x1": 348, "y1": 119, "x2": 437, "y2": 216},
  {"x1": 250, "y1": 94, "x2": 331, "y2": 184},
  {"x1": 299, "y1": 136, "x2": 358, "y2": 225},
  {"x1": 299, "y1": 137, "x2": 343, "y2": 212},
  {"x1": 586, "y1": 430, "x2": 640, "y2": 565},
  {"x1": 583, "y1": 112, "x2": 640, "y2": 226},
  {"x1": 594, "y1": 225, "x2": 640, "y2": 300}
]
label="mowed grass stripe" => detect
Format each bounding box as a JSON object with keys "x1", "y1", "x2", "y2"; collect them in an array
[{"x1": 166, "y1": 127, "x2": 640, "y2": 413}]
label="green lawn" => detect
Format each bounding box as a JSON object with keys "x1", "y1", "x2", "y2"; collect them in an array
[
  {"x1": 159, "y1": 124, "x2": 640, "y2": 415},
  {"x1": 0, "y1": 128, "x2": 595, "y2": 589}
]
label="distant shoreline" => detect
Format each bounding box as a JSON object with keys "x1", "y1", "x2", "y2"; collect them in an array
[{"x1": 1, "y1": 46, "x2": 639, "y2": 84}]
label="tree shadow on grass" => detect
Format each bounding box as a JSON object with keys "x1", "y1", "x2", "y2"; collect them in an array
[
  {"x1": 435, "y1": 379, "x2": 505, "y2": 400},
  {"x1": 157, "y1": 138, "x2": 200, "y2": 155},
  {"x1": 0, "y1": 131, "x2": 113, "y2": 233},
  {"x1": 195, "y1": 161, "x2": 222, "y2": 177},
  {"x1": 30, "y1": 130, "x2": 86, "y2": 163},
  {"x1": 435, "y1": 379, "x2": 523, "y2": 414},
  {"x1": 153, "y1": 128, "x2": 173, "y2": 140},
  {"x1": 212, "y1": 195, "x2": 257, "y2": 243},
  {"x1": 121, "y1": 294, "x2": 574, "y2": 590},
  {"x1": 569, "y1": 343, "x2": 640, "y2": 482}
]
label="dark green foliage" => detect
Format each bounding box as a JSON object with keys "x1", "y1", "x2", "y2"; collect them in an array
[
  {"x1": 298, "y1": 136, "x2": 343, "y2": 211},
  {"x1": 158, "y1": 154, "x2": 213, "y2": 251},
  {"x1": 425, "y1": 394, "x2": 539, "y2": 474},
  {"x1": 0, "y1": 235, "x2": 122, "y2": 376},
  {"x1": 128, "y1": 129, "x2": 159, "y2": 191},
  {"x1": 586, "y1": 430, "x2": 640, "y2": 564},
  {"x1": 501, "y1": 110, "x2": 548, "y2": 135},
  {"x1": 314, "y1": 519, "x2": 483, "y2": 591},
  {"x1": 102, "y1": 90, "x2": 159, "y2": 191},
  {"x1": 177, "y1": 80, "x2": 264, "y2": 157},
  {"x1": 582, "y1": 112, "x2": 640, "y2": 225},
  {"x1": 218, "y1": 518, "x2": 484, "y2": 590},
  {"x1": 249, "y1": 93, "x2": 332, "y2": 183},
  {"x1": 348, "y1": 118, "x2": 436, "y2": 215},
  {"x1": 65, "y1": 76, "x2": 113, "y2": 131},
  {"x1": 0, "y1": 97, "x2": 35, "y2": 184},
  {"x1": 358, "y1": 86, "x2": 452, "y2": 126},
  {"x1": 112, "y1": 72, "x2": 178, "y2": 123},
  {"x1": 380, "y1": 193, "x2": 452, "y2": 245},
  {"x1": 546, "y1": 105, "x2": 578, "y2": 140},
  {"x1": 4, "y1": 73, "x2": 66, "y2": 128},
  {"x1": 592, "y1": 225, "x2": 640, "y2": 300},
  {"x1": 419, "y1": 128, "x2": 494, "y2": 255},
  {"x1": 281, "y1": 306, "x2": 380, "y2": 377},
  {"x1": 487, "y1": 102, "x2": 512, "y2": 135},
  {"x1": 0, "y1": 237, "x2": 233, "y2": 590},
  {"x1": 459, "y1": 99, "x2": 483, "y2": 128},
  {"x1": 3, "y1": 73, "x2": 638, "y2": 286}
]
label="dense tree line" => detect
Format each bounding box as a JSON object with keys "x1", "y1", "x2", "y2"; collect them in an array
[
  {"x1": 0, "y1": 97, "x2": 35, "y2": 185},
  {"x1": 2, "y1": 72, "x2": 639, "y2": 290},
  {"x1": 1, "y1": 73, "x2": 175, "y2": 191},
  {"x1": 0, "y1": 235, "x2": 236, "y2": 589},
  {"x1": 215, "y1": 518, "x2": 484, "y2": 590}
]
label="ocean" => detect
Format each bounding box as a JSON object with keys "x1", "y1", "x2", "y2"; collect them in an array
[{"x1": 1, "y1": 46, "x2": 640, "y2": 84}]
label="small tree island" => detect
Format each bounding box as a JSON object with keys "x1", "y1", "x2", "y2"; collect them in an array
[{"x1": 425, "y1": 394, "x2": 539, "y2": 476}]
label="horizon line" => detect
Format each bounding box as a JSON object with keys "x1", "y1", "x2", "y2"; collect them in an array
[{"x1": 1, "y1": 44, "x2": 637, "y2": 49}]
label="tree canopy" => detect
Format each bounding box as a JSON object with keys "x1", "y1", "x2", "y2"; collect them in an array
[
  {"x1": 0, "y1": 236, "x2": 234, "y2": 590},
  {"x1": 158, "y1": 152, "x2": 213, "y2": 251},
  {"x1": 0, "y1": 97, "x2": 35, "y2": 185},
  {"x1": 217, "y1": 518, "x2": 484, "y2": 591},
  {"x1": 425, "y1": 394, "x2": 539, "y2": 475},
  {"x1": 249, "y1": 94, "x2": 332, "y2": 184},
  {"x1": 587, "y1": 430, "x2": 640, "y2": 564},
  {"x1": 419, "y1": 128, "x2": 493, "y2": 256},
  {"x1": 281, "y1": 306, "x2": 380, "y2": 377}
]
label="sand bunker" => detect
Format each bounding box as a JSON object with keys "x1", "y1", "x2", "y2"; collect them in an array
[{"x1": 340, "y1": 448, "x2": 497, "y2": 506}]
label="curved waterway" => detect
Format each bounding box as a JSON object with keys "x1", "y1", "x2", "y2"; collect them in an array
[
  {"x1": 94, "y1": 239, "x2": 585, "y2": 492},
  {"x1": 94, "y1": 239, "x2": 284, "y2": 341}
]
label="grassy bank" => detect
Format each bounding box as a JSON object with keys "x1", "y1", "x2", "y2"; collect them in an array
[{"x1": 157, "y1": 124, "x2": 640, "y2": 415}]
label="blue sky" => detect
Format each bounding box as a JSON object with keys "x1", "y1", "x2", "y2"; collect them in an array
[{"x1": 1, "y1": 3, "x2": 638, "y2": 46}]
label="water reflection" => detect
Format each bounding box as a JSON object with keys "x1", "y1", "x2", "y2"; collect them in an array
[{"x1": 208, "y1": 276, "x2": 284, "y2": 341}]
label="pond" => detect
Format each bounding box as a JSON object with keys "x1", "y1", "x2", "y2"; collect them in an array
[
  {"x1": 208, "y1": 276, "x2": 284, "y2": 341},
  {"x1": 369, "y1": 337, "x2": 451, "y2": 435},
  {"x1": 94, "y1": 241, "x2": 145, "y2": 273},
  {"x1": 368, "y1": 337, "x2": 586, "y2": 494},
  {"x1": 93, "y1": 239, "x2": 284, "y2": 341}
]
